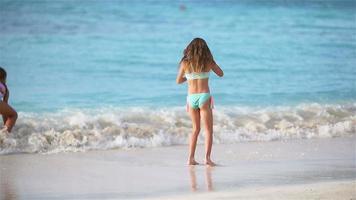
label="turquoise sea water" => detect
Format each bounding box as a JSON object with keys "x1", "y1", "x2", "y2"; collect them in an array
[
  {"x1": 1, "y1": 0, "x2": 355, "y2": 111},
  {"x1": 0, "y1": 0, "x2": 355, "y2": 153}
]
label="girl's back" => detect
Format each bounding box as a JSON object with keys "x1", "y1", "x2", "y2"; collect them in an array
[{"x1": 182, "y1": 61, "x2": 212, "y2": 94}]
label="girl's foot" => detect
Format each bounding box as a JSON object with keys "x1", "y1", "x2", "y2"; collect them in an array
[
  {"x1": 0, "y1": 128, "x2": 16, "y2": 148},
  {"x1": 0, "y1": 126, "x2": 9, "y2": 142},
  {"x1": 0, "y1": 125, "x2": 9, "y2": 133},
  {"x1": 187, "y1": 159, "x2": 199, "y2": 165},
  {"x1": 205, "y1": 159, "x2": 217, "y2": 166},
  {"x1": 0, "y1": 130, "x2": 5, "y2": 145}
]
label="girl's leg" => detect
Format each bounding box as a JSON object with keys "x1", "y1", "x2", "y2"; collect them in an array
[
  {"x1": 0, "y1": 102, "x2": 17, "y2": 132},
  {"x1": 188, "y1": 107, "x2": 200, "y2": 165},
  {"x1": 200, "y1": 98, "x2": 216, "y2": 166}
]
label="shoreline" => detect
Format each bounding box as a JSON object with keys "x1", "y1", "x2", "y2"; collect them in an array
[{"x1": 1, "y1": 136, "x2": 355, "y2": 199}]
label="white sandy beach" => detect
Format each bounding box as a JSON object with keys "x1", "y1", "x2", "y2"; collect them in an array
[
  {"x1": 146, "y1": 181, "x2": 356, "y2": 200},
  {"x1": 1, "y1": 136, "x2": 355, "y2": 200}
]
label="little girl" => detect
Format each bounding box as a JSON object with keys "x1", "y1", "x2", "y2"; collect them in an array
[
  {"x1": 176, "y1": 38, "x2": 223, "y2": 166},
  {"x1": 0, "y1": 67, "x2": 17, "y2": 133}
]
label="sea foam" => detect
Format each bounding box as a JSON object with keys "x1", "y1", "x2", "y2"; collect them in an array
[{"x1": 0, "y1": 103, "x2": 355, "y2": 154}]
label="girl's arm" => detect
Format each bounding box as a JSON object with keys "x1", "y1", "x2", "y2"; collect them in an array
[
  {"x1": 3, "y1": 84, "x2": 9, "y2": 103},
  {"x1": 176, "y1": 62, "x2": 187, "y2": 84},
  {"x1": 2, "y1": 84, "x2": 9, "y2": 124},
  {"x1": 211, "y1": 61, "x2": 224, "y2": 77}
]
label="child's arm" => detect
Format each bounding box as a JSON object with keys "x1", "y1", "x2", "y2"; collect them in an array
[
  {"x1": 2, "y1": 84, "x2": 8, "y2": 125},
  {"x1": 176, "y1": 62, "x2": 187, "y2": 84},
  {"x1": 3, "y1": 84, "x2": 9, "y2": 103},
  {"x1": 211, "y1": 61, "x2": 224, "y2": 77}
]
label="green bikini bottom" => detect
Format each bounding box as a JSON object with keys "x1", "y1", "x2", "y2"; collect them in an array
[{"x1": 187, "y1": 93, "x2": 214, "y2": 110}]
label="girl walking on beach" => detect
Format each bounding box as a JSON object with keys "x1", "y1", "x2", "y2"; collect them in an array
[
  {"x1": 176, "y1": 38, "x2": 224, "y2": 166},
  {"x1": 0, "y1": 67, "x2": 17, "y2": 133}
]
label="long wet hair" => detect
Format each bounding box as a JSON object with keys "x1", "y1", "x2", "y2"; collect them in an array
[
  {"x1": 180, "y1": 38, "x2": 214, "y2": 73},
  {"x1": 0, "y1": 67, "x2": 6, "y2": 83}
]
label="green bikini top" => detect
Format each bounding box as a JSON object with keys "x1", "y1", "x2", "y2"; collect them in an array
[{"x1": 185, "y1": 71, "x2": 210, "y2": 80}]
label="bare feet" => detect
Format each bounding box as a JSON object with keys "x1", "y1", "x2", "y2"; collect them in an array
[
  {"x1": 0, "y1": 126, "x2": 8, "y2": 142},
  {"x1": 205, "y1": 159, "x2": 217, "y2": 166},
  {"x1": 0, "y1": 127, "x2": 16, "y2": 147},
  {"x1": 187, "y1": 159, "x2": 199, "y2": 165},
  {"x1": 0, "y1": 125, "x2": 9, "y2": 133}
]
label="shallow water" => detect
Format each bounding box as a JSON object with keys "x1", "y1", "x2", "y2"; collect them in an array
[{"x1": 1, "y1": 103, "x2": 355, "y2": 154}]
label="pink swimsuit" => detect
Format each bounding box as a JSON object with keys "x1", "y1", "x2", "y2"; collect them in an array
[{"x1": 0, "y1": 82, "x2": 6, "y2": 100}]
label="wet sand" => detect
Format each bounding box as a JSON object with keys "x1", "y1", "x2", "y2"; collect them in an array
[{"x1": 1, "y1": 136, "x2": 355, "y2": 199}]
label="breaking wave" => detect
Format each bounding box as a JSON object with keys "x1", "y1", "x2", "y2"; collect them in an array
[{"x1": 1, "y1": 103, "x2": 355, "y2": 154}]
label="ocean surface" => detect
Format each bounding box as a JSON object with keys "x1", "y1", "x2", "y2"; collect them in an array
[{"x1": 0, "y1": 0, "x2": 355, "y2": 154}]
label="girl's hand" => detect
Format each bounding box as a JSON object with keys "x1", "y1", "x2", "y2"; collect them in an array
[{"x1": 211, "y1": 61, "x2": 224, "y2": 77}]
